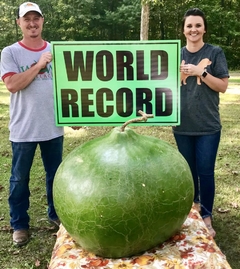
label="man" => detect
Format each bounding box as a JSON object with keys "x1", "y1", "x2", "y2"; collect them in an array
[{"x1": 0, "y1": 2, "x2": 64, "y2": 246}]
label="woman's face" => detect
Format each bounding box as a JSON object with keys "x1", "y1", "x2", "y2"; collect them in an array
[{"x1": 183, "y1": 15, "x2": 206, "y2": 43}]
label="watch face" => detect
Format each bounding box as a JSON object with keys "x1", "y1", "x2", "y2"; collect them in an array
[{"x1": 202, "y1": 71, "x2": 207, "y2": 78}]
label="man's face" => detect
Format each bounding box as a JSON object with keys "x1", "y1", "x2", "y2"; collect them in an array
[{"x1": 17, "y1": 11, "x2": 44, "y2": 39}]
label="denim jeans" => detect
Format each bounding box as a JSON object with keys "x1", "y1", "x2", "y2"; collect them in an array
[
  {"x1": 173, "y1": 131, "x2": 221, "y2": 219},
  {"x1": 9, "y1": 136, "x2": 63, "y2": 230}
]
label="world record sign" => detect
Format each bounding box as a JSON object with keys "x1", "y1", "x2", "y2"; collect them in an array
[{"x1": 51, "y1": 40, "x2": 181, "y2": 126}]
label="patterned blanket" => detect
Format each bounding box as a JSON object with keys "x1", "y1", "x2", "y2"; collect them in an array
[{"x1": 49, "y1": 206, "x2": 231, "y2": 269}]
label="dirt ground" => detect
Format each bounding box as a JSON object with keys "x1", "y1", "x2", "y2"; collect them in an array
[{"x1": 227, "y1": 86, "x2": 240, "y2": 94}]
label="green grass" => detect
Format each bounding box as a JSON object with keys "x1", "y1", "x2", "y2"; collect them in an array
[
  {"x1": 229, "y1": 77, "x2": 240, "y2": 84},
  {"x1": 228, "y1": 72, "x2": 240, "y2": 87},
  {"x1": 0, "y1": 78, "x2": 240, "y2": 268}
]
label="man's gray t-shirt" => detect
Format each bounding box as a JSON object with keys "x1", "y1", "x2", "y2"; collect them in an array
[
  {"x1": 173, "y1": 43, "x2": 229, "y2": 135},
  {"x1": 1, "y1": 41, "x2": 64, "y2": 142}
]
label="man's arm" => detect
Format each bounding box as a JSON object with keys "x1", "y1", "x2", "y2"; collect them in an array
[{"x1": 3, "y1": 51, "x2": 52, "y2": 93}]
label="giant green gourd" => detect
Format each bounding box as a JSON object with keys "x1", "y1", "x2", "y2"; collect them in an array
[{"x1": 53, "y1": 117, "x2": 194, "y2": 258}]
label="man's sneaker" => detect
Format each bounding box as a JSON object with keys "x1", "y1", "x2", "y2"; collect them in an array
[
  {"x1": 48, "y1": 218, "x2": 61, "y2": 227},
  {"x1": 13, "y1": 229, "x2": 30, "y2": 247}
]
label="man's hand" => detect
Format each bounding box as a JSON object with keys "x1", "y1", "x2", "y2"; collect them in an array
[
  {"x1": 37, "y1": 51, "x2": 52, "y2": 69},
  {"x1": 71, "y1": 126, "x2": 82, "y2": 130}
]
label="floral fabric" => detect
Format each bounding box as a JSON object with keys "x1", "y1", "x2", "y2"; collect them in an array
[{"x1": 49, "y1": 206, "x2": 231, "y2": 269}]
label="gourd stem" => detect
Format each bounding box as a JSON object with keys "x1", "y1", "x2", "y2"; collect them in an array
[{"x1": 120, "y1": 110, "x2": 154, "y2": 132}]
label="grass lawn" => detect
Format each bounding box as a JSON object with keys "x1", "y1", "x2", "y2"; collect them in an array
[{"x1": 0, "y1": 74, "x2": 240, "y2": 268}]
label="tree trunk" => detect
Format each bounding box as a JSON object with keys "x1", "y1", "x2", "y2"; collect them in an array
[{"x1": 140, "y1": 3, "x2": 149, "y2": 40}]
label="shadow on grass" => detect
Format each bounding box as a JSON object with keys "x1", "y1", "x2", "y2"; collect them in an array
[{"x1": 214, "y1": 212, "x2": 240, "y2": 268}]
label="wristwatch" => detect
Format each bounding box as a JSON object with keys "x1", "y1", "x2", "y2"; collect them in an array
[{"x1": 201, "y1": 69, "x2": 208, "y2": 78}]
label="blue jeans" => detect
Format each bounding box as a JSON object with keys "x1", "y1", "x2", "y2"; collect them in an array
[
  {"x1": 9, "y1": 136, "x2": 63, "y2": 230},
  {"x1": 173, "y1": 131, "x2": 221, "y2": 219}
]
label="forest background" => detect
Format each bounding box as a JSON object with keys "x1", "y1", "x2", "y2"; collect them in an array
[
  {"x1": 0, "y1": 0, "x2": 240, "y2": 70},
  {"x1": 0, "y1": 0, "x2": 240, "y2": 268}
]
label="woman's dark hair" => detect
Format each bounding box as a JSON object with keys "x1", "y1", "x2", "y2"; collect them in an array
[{"x1": 182, "y1": 8, "x2": 207, "y2": 32}]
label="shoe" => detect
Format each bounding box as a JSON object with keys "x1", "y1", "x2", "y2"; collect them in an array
[
  {"x1": 48, "y1": 218, "x2": 61, "y2": 227},
  {"x1": 13, "y1": 229, "x2": 30, "y2": 247}
]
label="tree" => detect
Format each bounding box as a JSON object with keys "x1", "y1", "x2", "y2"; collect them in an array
[
  {"x1": 44, "y1": 0, "x2": 141, "y2": 41},
  {"x1": 140, "y1": 2, "x2": 149, "y2": 40},
  {"x1": 0, "y1": 1, "x2": 19, "y2": 50},
  {"x1": 1, "y1": 0, "x2": 240, "y2": 69}
]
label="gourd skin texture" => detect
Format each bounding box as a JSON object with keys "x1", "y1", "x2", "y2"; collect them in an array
[{"x1": 53, "y1": 127, "x2": 194, "y2": 258}]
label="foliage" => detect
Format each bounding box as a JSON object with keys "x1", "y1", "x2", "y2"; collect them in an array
[
  {"x1": 0, "y1": 0, "x2": 240, "y2": 68},
  {"x1": 43, "y1": 0, "x2": 141, "y2": 41}
]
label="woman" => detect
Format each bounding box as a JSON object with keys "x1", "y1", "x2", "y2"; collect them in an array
[{"x1": 173, "y1": 8, "x2": 229, "y2": 237}]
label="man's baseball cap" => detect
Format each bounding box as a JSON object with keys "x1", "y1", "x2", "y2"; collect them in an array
[{"x1": 18, "y1": 2, "x2": 43, "y2": 17}]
